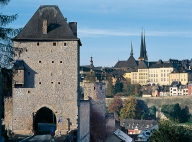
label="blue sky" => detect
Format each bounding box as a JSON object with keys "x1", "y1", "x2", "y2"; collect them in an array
[{"x1": 2, "y1": 0, "x2": 192, "y2": 67}]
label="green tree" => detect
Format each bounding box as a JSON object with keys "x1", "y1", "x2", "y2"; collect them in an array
[
  {"x1": 141, "y1": 106, "x2": 156, "y2": 120},
  {"x1": 114, "y1": 79, "x2": 123, "y2": 94},
  {"x1": 179, "y1": 106, "x2": 190, "y2": 123},
  {"x1": 106, "y1": 74, "x2": 114, "y2": 97},
  {"x1": 0, "y1": 0, "x2": 20, "y2": 137},
  {"x1": 161, "y1": 103, "x2": 190, "y2": 123},
  {"x1": 84, "y1": 71, "x2": 96, "y2": 82},
  {"x1": 148, "y1": 120, "x2": 192, "y2": 142},
  {"x1": 120, "y1": 96, "x2": 142, "y2": 120},
  {"x1": 127, "y1": 84, "x2": 135, "y2": 96},
  {"x1": 108, "y1": 94, "x2": 123, "y2": 120},
  {"x1": 171, "y1": 103, "x2": 181, "y2": 122}
]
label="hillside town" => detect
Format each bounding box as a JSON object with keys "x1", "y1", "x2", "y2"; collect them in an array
[{"x1": 1, "y1": 1, "x2": 192, "y2": 142}]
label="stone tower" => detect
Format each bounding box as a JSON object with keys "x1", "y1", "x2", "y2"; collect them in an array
[
  {"x1": 83, "y1": 82, "x2": 106, "y2": 142},
  {"x1": 5, "y1": 5, "x2": 82, "y2": 136}
]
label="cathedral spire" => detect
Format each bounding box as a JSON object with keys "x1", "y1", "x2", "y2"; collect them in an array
[
  {"x1": 130, "y1": 41, "x2": 133, "y2": 56},
  {"x1": 138, "y1": 29, "x2": 148, "y2": 61},
  {"x1": 143, "y1": 30, "x2": 148, "y2": 61},
  {"x1": 139, "y1": 30, "x2": 144, "y2": 60}
]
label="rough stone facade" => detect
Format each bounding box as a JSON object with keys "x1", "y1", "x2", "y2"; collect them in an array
[
  {"x1": 3, "y1": 97, "x2": 13, "y2": 131},
  {"x1": 10, "y1": 40, "x2": 80, "y2": 135},
  {"x1": 83, "y1": 82, "x2": 106, "y2": 142},
  {"x1": 105, "y1": 113, "x2": 115, "y2": 138},
  {"x1": 4, "y1": 5, "x2": 83, "y2": 136},
  {"x1": 79, "y1": 100, "x2": 90, "y2": 142}
]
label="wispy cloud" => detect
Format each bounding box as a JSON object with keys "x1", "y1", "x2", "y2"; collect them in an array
[{"x1": 79, "y1": 28, "x2": 192, "y2": 38}]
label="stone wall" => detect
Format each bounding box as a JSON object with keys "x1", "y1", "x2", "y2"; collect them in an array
[
  {"x1": 9, "y1": 41, "x2": 80, "y2": 134},
  {"x1": 79, "y1": 100, "x2": 90, "y2": 142},
  {"x1": 83, "y1": 82, "x2": 106, "y2": 142},
  {"x1": 3, "y1": 97, "x2": 13, "y2": 131},
  {"x1": 105, "y1": 113, "x2": 115, "y2": 138}
]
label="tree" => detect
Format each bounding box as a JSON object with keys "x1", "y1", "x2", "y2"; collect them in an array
[
  {"x1": 179, "y1": 106, "x2": 190, "y2": 123},
  {"x1": 0, "y1": 0, "x2": 20, "y2": 138},
  {"x1": 106, "y1": 74, "x2": 114, "y2": 97},
  {"x1": 114, "y1": 79, "x2": 123, "y2": 94},
  {"x1": 126, "y1": 84, "x2": 135, "y2": 96},
  {"x1": 141, "y1": 106, "x2": 156, "y2": 120},
  {"x1": 120, "y1": 96, "x2": 142, "y2": 120},
  {"x1": 161, "y1": 103, "x2": 190, "y2": 123},
  {"x1": 108, "y1": 94, "x2": 123, "y2": 120},
  {"x1": 84, "y1": 71, "x2": 96, "y2": 82},
  {"x1": 148, "y1": 120, "x2": 192, "y2": 142}
]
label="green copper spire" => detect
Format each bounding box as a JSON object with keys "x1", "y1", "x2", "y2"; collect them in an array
[{"x1": 130, "y1": 41, "x2": 133, "y2": 56}]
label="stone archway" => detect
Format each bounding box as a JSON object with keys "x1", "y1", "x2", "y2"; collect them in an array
[{"x1": 34, "y1": 107, "x2": 56, "y2": 134}]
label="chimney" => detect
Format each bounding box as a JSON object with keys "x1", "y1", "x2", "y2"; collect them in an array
[
  {"x1": 68, "y1": 22, "x2": 77, "y2": 37},
  {"x1": 42, "y1": 20, "x2": 47, "y2": 34}
]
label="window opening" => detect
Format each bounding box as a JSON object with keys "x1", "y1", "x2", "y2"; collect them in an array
[{"x1": 53, "y1": 42, "x2": 56, "y2": 46}]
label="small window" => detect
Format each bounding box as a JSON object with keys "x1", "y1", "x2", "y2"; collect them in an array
[
  {"x1": 52, "y1": 61, "x2": 54, "y2": 63},
  {"x1": 26, "y1": 49, "x2": 28, "y2": 52},
  {"x1": 53, "y1": 42, "x2": 56, "y2": 46},
  {"x1": 60, "y1": 61, "x2": 62, "y2": 63},
  {"x1": 39, "y1": 61, "x2": 41, "y2": 63},
  {"x1": 64, "y1": 43, "x2": 67, "y2": 46},
  {"x1": 37, "y1": 42, "x2": 39, "y2": 46},
  {"x1": 28, "y1": 72, "x2": 30, "y2": 75},
  {"x1": 28, "y1": 91, "x2": 30, "y2": 93},
  {"x1": 39, "y1": 82, "x2": 41, "y2": 84},
  {"x1": 51, "y1": 82, "x2": 53, "y2": 84},
  {"x1": 58, "y1": 82, "x2": 60, "y2": 84}
]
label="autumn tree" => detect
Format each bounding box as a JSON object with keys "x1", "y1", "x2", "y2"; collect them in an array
[
  {"x1": 148, "y1": 120, "x2": 192, "y2": 142},
  {"x1": 106, "y1": 74, "x2": 114, "y2": 97},
  {"x1": 120, "y1": 96, "x2": 142, "y2": 120},
  {"x1": 108, "y1": 95, "x2": 123, "y2": 120}
]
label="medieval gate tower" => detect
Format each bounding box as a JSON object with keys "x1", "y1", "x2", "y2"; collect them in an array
[{"x1": 5, "y1": 5, "x2": 82, "y2": 136}]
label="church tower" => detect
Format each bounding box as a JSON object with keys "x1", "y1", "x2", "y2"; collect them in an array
[{"x1": 138, "y1": 30, "x2": 148, "y2": 61}]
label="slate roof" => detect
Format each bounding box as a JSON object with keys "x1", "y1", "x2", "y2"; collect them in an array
[
  {"x1": 13, "y1": 5, "x2": 81, "y2": 45},
  {"x1": 114, "y1": 61, "x2": 127, "y2": 68},
  {"x1": 127, "y1": 55, "x2": 138, "y2": 68},
  {"x1": 112, "y1": 129, "x2": 132, "y2": 142},
  {"x1": 112, "y1": 69, "x2": 126, "y2": 76},
  {"x1": 138, "y1": 61, "x2": 148, "y2": 69},
  {"x1": 149, "y1": 62, "x2": 173, "y2": 68},
  {"x1": 121, "y1": 119, "x2": 158, "y2": 131},
  {"x1": 170, "y1": 81, "x2": 181, "y2": 87},
  {"x1": 13, "y1": 60, "x2": 24, "y2": 70}
]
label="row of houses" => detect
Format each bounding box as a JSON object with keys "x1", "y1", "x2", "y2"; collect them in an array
[{"x1": 142, "y1": 81, "x2": 192, "y2": 97}]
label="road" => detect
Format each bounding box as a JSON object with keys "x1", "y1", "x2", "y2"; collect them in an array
[
  {"x1": 26, "y1": 134, "x2": 51, "y2": 142},
  {"x1": 24, "y1": 135, "x2": 66, "y2": 142}
]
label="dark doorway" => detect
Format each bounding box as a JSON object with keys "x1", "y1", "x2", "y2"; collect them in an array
[{"x1": 34, "y1": 107, "x2": 56, "y2": 134}]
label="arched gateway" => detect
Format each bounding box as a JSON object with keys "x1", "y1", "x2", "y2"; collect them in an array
[{"x1": 34, "y1": 107, "x2": 56, "y2": 134}]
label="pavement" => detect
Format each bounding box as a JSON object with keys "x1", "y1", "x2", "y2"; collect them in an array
[{"x1": 10, "y1": 134, "x2": 66, "y2": 142}]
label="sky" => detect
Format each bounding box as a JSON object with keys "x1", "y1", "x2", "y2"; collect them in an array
[{"x1": 2, "y1": 0, "x2": 192, "y2": 67}]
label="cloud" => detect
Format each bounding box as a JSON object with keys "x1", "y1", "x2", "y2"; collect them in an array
[{"x1": 79, "y1": 28, "x2": 192, "y2": 38}]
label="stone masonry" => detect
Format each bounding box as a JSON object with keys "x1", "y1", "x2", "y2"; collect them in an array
[
  {"x1": 11, "y1": 41, "x2": 80, "y2": 135},
  {"x1": 83, "y1": 82, "x2": 106, "y2": 142},
  {"x1": 3, "y1": 6, "x2": 82, "y2": 136}
]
